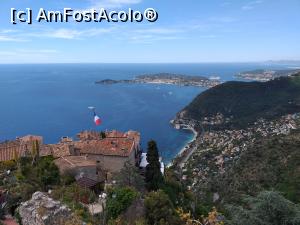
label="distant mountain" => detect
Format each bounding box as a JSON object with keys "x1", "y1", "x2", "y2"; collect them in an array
[
  {"x1": 265, "y1": 60, "x2": 300, "y2": 65},
  {"x1": 178, "y1": 73, "x2": 300, "y2": 128}
]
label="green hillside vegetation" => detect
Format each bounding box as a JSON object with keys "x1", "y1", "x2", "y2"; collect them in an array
[
  {"x1": 181, "y1": 73, "x2": 300, "y2": 128},
  {"x1": 226, "y1": 191, "x2": 300, "y2": 225},
  {"x1": 208, "y1": 130, "x2": 300, "y2": 205}
]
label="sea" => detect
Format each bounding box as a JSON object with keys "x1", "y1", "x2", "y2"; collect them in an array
[{"x1": 0, "y1": 63, "x2": 298, "y2": 163}]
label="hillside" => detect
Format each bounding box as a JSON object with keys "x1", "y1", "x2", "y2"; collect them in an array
[
  {"x1": 211, "y1": 130, "x2": 300, "y2": 204},
  {"x1": 178, "y1": 73, "x2": 300, "y2": 128}
]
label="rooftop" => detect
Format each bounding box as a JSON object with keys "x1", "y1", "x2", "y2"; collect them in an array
[
  {"x1": 75, "y1": 138, "x2": 135, "y2": 157},
  {"x1": 74, "y1": 130, "x2": 140, "y2": 157},
  {"x1": 54, "y1": 156, "x2": 96, "y2": 172}
]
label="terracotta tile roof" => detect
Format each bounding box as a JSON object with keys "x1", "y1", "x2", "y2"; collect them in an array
[
  {"x1": 77, "y1": 130, "x2": 140, "y2": 141},
  {"x1": 19, "y1": 135, "x2": 43, "y2": 143},
  {"x1": 0, "y1": 135, "x2": 43, "y2": 161},
  {"x1": 47, "y1": 143, "x2": 73, "y2": 158},
  {"x1": 75, "y1": 138, "x2": 135, "y2": 157},
  {"x1": 54, "y1": 156, "x2": 96, "y2": 172},
  {"x1": 105, "y1": 130, "x2": 126, "y2": 138}
]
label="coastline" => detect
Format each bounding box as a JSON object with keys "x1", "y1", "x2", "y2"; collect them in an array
[
  {"x1": 167, "y1": 121, "x2": 199, "y2": 168},
  {"x1": 95, "y1": 73, "x2": 221, "y2": 88},
  {"x1": 177, "y1": 125, "x2": 198, "y2": 155}
]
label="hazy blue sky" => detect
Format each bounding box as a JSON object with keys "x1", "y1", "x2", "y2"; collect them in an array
[{"x1": 0, "y1": 0, "x2": 299, "y2": 63}]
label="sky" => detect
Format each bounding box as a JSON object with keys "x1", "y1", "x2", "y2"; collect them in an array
[{"x1": 0, "y1": 0, "x2": 299, "y2": 63}]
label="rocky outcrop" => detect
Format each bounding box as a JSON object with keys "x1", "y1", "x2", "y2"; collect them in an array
[{"x1": 18, "y1": 192, "x2": 82, "y2": 225}]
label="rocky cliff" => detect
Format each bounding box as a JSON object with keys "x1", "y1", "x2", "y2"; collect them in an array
[{"x1": 18, "y1": 192, "x2": 82, "y2": 225}]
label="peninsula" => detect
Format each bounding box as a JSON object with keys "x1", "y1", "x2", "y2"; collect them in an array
[{"x1": 95, "y1": 73, "x2": 221, "y2": 88}]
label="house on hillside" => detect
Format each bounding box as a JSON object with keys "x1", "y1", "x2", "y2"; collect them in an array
[
  {"x1": 1, "y1": 130, "x2": 143, "y2": 188},
  {"x1": 54, "y1": 156, "x2": 105, "y2": 190},
  {"x1": 0, "y1": 135, "x2": 43, "y2": 162},
  {"x1": 73, "y1": 130, "x2": 141, "y2": 173},
  {"x1": 52, "y1": 130, "x2": 142, "y2": 185}
]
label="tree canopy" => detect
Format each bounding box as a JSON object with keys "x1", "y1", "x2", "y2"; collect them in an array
[
  {"x1": 145, "y1": 190, "x2": 182, "y2": 225},
  {"x1": 145, "y1": 140, "x2": 163, "y2": 191},
  {"x1": 226, "y1": 191, "x2": 300, "y2": 225}
]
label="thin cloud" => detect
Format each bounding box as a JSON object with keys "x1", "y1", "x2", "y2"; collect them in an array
[
  {"x1": 242, "y1": 0, "x2": 263, "y2": 10},
  {"x1": 0, "y1": 49, "x2": 58, "y2": 57},
  {"x1": 0, "y1": 30, "x2": 27, "y2": 42},
  {"x1": 0, "y1": 49, "x2": 60, "y2": 64},
  {"x1": 128, "y1": 34, "x2": 183, "y2": 44},
  {"x1": 0, "y1": 51, "x2": 17, "y2": 56},
  {"x1": 220, "y1": 2, "x2": 232, "y2": 7},
  {"x1": 0, "y1": 36, "x2": 22, "y2": 42},
  {"x1": 87, "y1": 0, "x2": 142, "y2": 9},
  {"x1": 134, "y1": 28, "x2": 184, "y2": 35},
  {"x1": 18, "y1": 49, "x2": 59, "y2": 54},
  {"x1": 32, "y1": 28, "x2": 114, "y2": 40}
]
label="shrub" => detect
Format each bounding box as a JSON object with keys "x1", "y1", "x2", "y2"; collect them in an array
[
  {"x1": 226, "y1": 191, "x2": 300, "y2": 225},
  {"x1": 144, "y1": 190, "x2": 182, "y2": 225},
  {"x1": 106, "y1": 187, "x2": 138, "y2": 220}
]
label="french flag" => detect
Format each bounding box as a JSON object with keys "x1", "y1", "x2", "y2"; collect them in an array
[{"x1": 94, "y1": 112, "x2": 102, "y2": 126}]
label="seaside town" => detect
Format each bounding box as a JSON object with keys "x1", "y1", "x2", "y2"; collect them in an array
[
  {"x1": 172, "y1": 113, "x2": 300, "y2": 192},
  {"x1": 235, "y1": 69, "x2": 300, "y2": 81}
]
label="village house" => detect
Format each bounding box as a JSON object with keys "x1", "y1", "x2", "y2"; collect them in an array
[
  {"x1": 0, "y1": 130, "x2": 142, "y2": 187},
  {"x1": 54, "y1": 156, "x2": 105, "y2": 190},
  {"x1": 39, "y1": 130, "x2": 141, "y2": 186},
  {"x1": 74, "y1": 130, "x2": 141, "y2": 173},
  {"x1": 0, "y1": 135, "x2": 43, "y2": 162},
  {"x1": 50, "y1": 130, "x2": 142, "y2": 187}
]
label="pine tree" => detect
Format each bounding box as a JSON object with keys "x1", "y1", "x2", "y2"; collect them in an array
[{"x1": 145, "y1": 140, "x2": 163, "y2": 191}]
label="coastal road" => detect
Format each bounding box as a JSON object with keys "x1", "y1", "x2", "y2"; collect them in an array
[{"x1": 179, "y1": 124, "x2": 205, "y2": 167}]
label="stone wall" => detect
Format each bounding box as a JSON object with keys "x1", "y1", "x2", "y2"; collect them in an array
[
  {"x1": 86, "y1": 149, "x2": 136, "y2": 173},
  {"x1": 0, "y1": 136, "x2": 43, "y2": 162}
]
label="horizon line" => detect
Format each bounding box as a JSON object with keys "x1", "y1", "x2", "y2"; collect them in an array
[{"x1": 1, "y1": 60, "x2": 300, "y2": 65}]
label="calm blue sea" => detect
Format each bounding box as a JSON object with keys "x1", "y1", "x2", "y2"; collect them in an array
[{"x1": 0, "y1": 63, "x2": 297, "y2": 163}]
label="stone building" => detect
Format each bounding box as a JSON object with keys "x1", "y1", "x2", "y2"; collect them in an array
[
  {"x1": 43, "y1": 137, "x2": 79, "y2": 158},
  {"x1": 46, "y1": 130, "x2": 141, "y2": 186},
  {"x1": 75, "y1": 130, "x2": 141, "y2": 173},
  {"x1": 54, "y1": 155, "x2": 105, "y2": 189},
  {"x1": 1, "y1": 130, "x2": 142, "y2": 184},
  {"x1": 0, "y1": 135, "x2": 43, "y2": 162}
]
